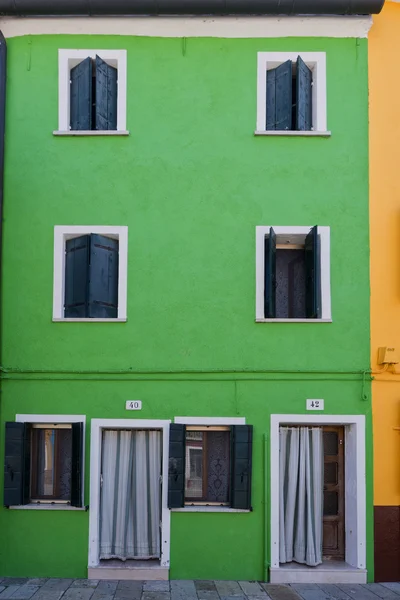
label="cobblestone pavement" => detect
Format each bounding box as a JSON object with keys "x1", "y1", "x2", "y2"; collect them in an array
[{"x1": 1, "y1": 579, "x2": 400, "y2": 600}]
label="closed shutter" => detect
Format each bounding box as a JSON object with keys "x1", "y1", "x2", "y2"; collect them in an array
[
  {"x1": 70, "y1": 422, "x2": 84, "y2": 508},
  {"x1": 88, "y1": 234, "x2": 119, "y2": 319},
  {"x1": 4, "y1": 422, "x2": 30, "y2": 507},
  {"x1": 70, "y1": 56, "x2": 92, "y2": 131},
  {"x1": 64, "y1": 235, "x2": 90, "y2": 318},
  {"x1": 264, "y1": 227, "x2": 277, "y2": 318},
  {"x1": 230, "y1": 425, "x2": 253, "y2": 510},
  {"x1": 95, "y1": 55, "x2": 118, "y2": 131},
  {"x1": 168, "y1": 424, "x2": 186, "y2": 509},
  {"x1": 305, "y1": 225, "x2": 321, "y2": 318},
  {"x1": 296, "y1": 56, "x2": 312, "y2": 131},
  {"x1": 275, "y1": 60, "x2": 293, "y2": 131}
]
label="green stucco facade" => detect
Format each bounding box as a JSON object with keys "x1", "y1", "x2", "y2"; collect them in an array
[{"x1": 0, "y1": 32, "x2": 372, "y2": 581}]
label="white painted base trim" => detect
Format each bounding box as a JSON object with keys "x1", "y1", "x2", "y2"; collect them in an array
[
  {"x1": 53, "y1": 130, "x2": 130, "y2": 136},
  {"x1": 171, "y1": 506, "x2": 250, "y2": 513},
  {"x1": 256, "y1": 318, "x2": 332, "y2": 323},
  {"x1": 9, "y1": 504, "x2": 85, "y2": 511},
  {"x1": 254, "y1": 130, "x2": 331, "y2": 137},
  {"x1": 270, "y1": 565, "x2": 367, "y2": 584},
  {"x1": 88, "y1": 567, "x2": 169, "y2": 581},
  {"x1": 52, "y1": 318, "x2": 127, "y2": 322}
]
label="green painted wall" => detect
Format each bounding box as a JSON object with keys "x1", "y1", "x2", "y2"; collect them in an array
[{"x1": 0, "y1": 33, "x2": 371, "y2": 581}]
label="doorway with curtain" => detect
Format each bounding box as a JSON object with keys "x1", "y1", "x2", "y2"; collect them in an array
[
  {"x1": 279, "y1": 425, "x2": 345, "y2": 568},
  {"x1": 99, "y1": 429, "x2": 162, "y2": 564}
]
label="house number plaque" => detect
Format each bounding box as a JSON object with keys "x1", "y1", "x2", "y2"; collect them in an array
[
  {"x1": 126, "y1": 400, "x2": 142, "y2": 410},
  {"x1": 306, "y1": 399, "x2": 324, "y2": 410}
]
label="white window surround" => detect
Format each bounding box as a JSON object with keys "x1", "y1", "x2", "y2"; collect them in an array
[
  {"x1": 255, "y1": 225, "x2": 331, "y2": 323},
  {"x1": 172, "y1": 416, "x2": 249, "y2": 513},
  {"x1": 10, "y1": 414, "x2": 86, "y2": 511},
  {"x1": 55, "y1": 49, "x2": 128, "y2": 135},
  {"x1": 270, "y1": 414, "x2": 366, "y2": 584},
  {"x1": 88, "y1": 419, "x2": 171, "y2": 569},
  {"x1": 52, "y1": 225, "x2": 128, "y2": 322},
  {"x1": 255, "y1": 52, "x2": 329, "y2": 136}
]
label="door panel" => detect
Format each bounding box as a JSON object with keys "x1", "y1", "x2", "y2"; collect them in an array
[{"x1": 323, "y1": 426, "x2": 345, "y2": 560}]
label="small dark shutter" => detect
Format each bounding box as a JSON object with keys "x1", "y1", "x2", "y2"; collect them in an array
[
  {"x1": 168, "y1": 424, "x2": 186, "y2": 509},
  {"x1": 70, "y1": 56, "x2": 92, "y2": 131},
  {"x1": 296, "y1": 56, "x2": 312, "y2": 131},
  {"x1": 266, "y1": 67, "x2": 276, "y2": 130},
  {"x1": 88, "y1": 234, "x2": 119, "y2": 318},
  {"x1": 305, "y1": 226, "x2": 321, "y2": 318},
  {"x1": 64, "y1": 235, "x2": 90, "y2": 318},
  {"x1": 264, "y1": 227, "x2": 277, "y2": 318},
  {"x1": 70, "y1": 422, "x2": 83, "y2": 508},
  {"x1": 275, "y1": 60, "x2": 292, "y2": 131},
  {"x1": 4, "y1": 422, "x2": 30, "y2": 507},
  {"x1": 95, "y1": 55, "x2": 118, "y2": 131},
  {"x1": 230, "y1": 425, "x2": 253, "y2": 510}
]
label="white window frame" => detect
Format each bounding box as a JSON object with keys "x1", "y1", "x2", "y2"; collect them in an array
[
  {"x1": 10, "y1": 414, "x2": 86, "y2": 511},
  {"x1": 172, "y1": 416, "x2": 249, "y2": 513},
  {"x1": 52, "y1": 225, "x2": 128, "y2": 322},
  {"x1": 88, "y1": 418, "x2": 171, "y2": 571},
  {"x1": 270, "y1": 414, "x2": 366, "y2": 584},
  {"x1": 255, "y1": 52, "x2": 329, "y2": 136},
  {"x1": 54, "y1": 49, "x2": 128, "y2": 136},
  {"x1": 255, "y1": 225, "x2": 331, "y2": 323}
]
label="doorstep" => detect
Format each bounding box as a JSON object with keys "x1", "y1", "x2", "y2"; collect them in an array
[
  {"x1": 270, "y1": 561, "x2": 367, "y2": 584},
  {"x1": 88, "y1": 560, "x2": 169, "y2": 581}
]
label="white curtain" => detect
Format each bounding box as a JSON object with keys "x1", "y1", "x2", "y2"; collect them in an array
[
  {"x1": 100, "y1": 429, "x2": 161, "y2": 561},
  {"x1": 279, "y1": 426, "x2": 323, "y2": 567}
]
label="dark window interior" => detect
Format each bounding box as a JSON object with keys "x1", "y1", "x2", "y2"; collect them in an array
[
  {"x1": 276, "y1": 249, "x2": 306, "y2": 318},
  {"x1": 30, "y1": 428, "x2": 72, "y2": 501}
]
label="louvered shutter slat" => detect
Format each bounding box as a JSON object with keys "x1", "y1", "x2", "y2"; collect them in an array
[
  {"x1": 296, "y1": 56, "x2": 312, "y2": 131},
  {"x1": 64, "y1": 235, "x2": 90, "y2": 318},
  {"x1": 95, "y1": 55, "x2": 118, "y2": 131},
  {"x1": 88, "y1": 234, "x2": 119, "y2": 319},
  {"x1": 70, "y1": 57, "x2": 92, "y2": 131}
]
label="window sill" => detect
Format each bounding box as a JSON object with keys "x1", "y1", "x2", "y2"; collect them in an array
[
  {"x1": 256, "y1": 318, "x2": 332, "y2": 323},
  {"x1": 52, "y1": 318, "x2": 127, "y2": 322},
  {"x1": 171, "y1": 506, "x2": 250, "y2": 513},
  {"x1": 53, "y1": 130, "x2": 130, "y2": 136},
  {"x1": 8, "y1": 504, "x2": 86, "y2": 511},
  {"x1": 254, "y1": 130, "x2": 331, "y2": 137}
]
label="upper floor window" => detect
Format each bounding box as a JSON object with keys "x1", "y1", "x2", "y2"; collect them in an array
[
  {"x1": 255, "y1": 226, "x2": 331, "y2": 323},
  {"x1": 53, "y1": 225, "x2": 128, "y2": 322},
  {"x1": 55, "y1": 50, "x2": 128, "y2": 136},
  {"x1": 255, "y1": 52, "x2": 329, "y2": 137}
]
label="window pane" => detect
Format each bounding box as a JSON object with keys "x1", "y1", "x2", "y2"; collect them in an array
[
  {"x1": 33, "y1": 428, "x2": 72, "y2": 500},
  {"x1": 185, "y1": 431, "x2": 203, "y2": 499},
  {"x1": 206, "y1": 430, "x2": 230, "y2": 503},
  {"x1": 324, "y1": 432, "x2": 338, "y2": 456}
]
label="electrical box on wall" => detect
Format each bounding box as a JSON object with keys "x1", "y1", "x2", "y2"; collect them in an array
[{"x1": 377, "y1": 346, "x2": 399, "y2": 364}]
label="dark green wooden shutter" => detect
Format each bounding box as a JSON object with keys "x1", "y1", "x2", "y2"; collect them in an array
[
  {"x1": 266, "y1": 60, "x2": 292, "y2": 131},
  {"x1": 95, "y1": 55, "x2": 118, "y2": 131},
  {"x1": 168, "y1": 424, "x2": 185, "y2": 509},
  {"x1": 296, "y1": 56, "x2": 312, "y2": 131},
  {"x1": 88, "y1": 234, "x2": 119, "y2": 318},
  {"x1": 64, "y1": 235, "x2": 90, "y2": 318},
  {"x1": 305, "y1": 226, "x2": 321, "y2": 318},
  {"x1": 266, "y1": 67, "x2": 276, "y2": 130},
  {"x1": 230, "y1": 425, "x2": 253, "y2": 510},
  {"x1": 70, "y1": 56, "x2": 92, "y2": 131},
  {"x1": 70, "y1": 422, "x2": 83, "y2": 508},
  {"x1": 264, "y1": 227, "x2": 277, "y2": 318},
  {"x1": 4, "y1": 422, "x2": 30, "y2": 507},
  {"x1": 275, "y1": 60, "x2": 292, "y2": 131}
]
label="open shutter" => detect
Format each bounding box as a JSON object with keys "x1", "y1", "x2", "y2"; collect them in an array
[
  {"x1": 70, "y1": 422, "x2": 83, "y2": 508},
  {"x1": 264, "y1": 227, "x2": 277, "y2": 318},
  {"x1": 168, "y1": 424, "x2": 185, "y2": 509},
  {"x1": 230, "y1": 425, "x2": 253, "y2": 510},
  {"x1": 95, "y1": 55, "x2": 118, "y2": 131},
  {"x1": 70, "y1": 56, "x2": 92, "y2": 131},
  {"x1": 266, "y1": 67, "x2": 276, "y2": 130},
  {"x1": 296, "y1": 56, "x2": 312, "y2": 131},
  {"x1": 64, "y1": 235, "x2": 90, "y2": 318},
  {"x1": 4, "y1": 422, "x2": 30, "y2": 507},
  {"x1": 88, "y1": 234, "x2": 119, "y2": 319},
  {"x1": 275, "y1": 60, "x2": 292, "y2": 131},
  {"x1": 305, "y1": 226, "x2": 321, "y2": 318}
]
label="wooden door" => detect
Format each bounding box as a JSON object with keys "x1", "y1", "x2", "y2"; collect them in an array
[{"x1": 322, "y1": 426, "x2": 345, "y2": 560}]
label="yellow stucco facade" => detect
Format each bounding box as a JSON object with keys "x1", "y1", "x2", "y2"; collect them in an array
[{"x1": 369, "y1": 0, "x2": 400, "y2": 581}]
